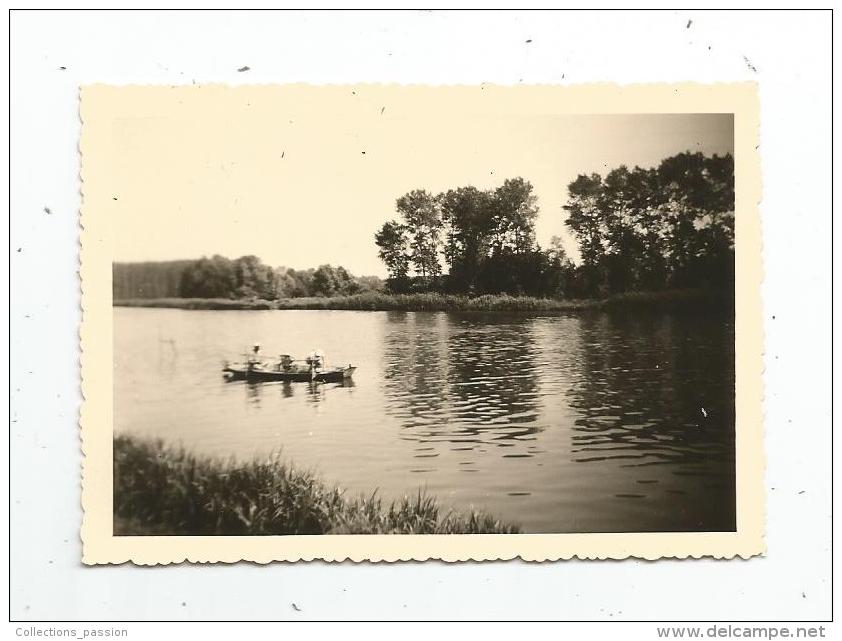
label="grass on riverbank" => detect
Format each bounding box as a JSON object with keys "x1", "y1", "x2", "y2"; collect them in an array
[
  {"x1": 113, "y1": 297, "x2": 277, "y2": 310},
  {"x1": 113, "y1": 435, "x2": 519, "y2": 536},
  {"x1": 114, "y1": 288, "x2": 730, "y2": 312}
]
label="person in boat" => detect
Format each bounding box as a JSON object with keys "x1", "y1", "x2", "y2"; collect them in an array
[
  {"x1": 304, "y1": 352, "x2": 324, "y2": 380},
  {"x1": 247, "y1": 344, "x2": 261, "y2": 370}
]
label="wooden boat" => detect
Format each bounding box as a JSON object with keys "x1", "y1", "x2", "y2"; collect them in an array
[
  {"x1": 223, "y1": 363, "x2": 355, "y2": 383},
  {"x1": 222, "y1": 349, "x2": 355, "y2": 383}
]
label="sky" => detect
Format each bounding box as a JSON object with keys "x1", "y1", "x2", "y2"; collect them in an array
[{"x1": 101, "y1": 87, "x2": 734, "y2": 277}]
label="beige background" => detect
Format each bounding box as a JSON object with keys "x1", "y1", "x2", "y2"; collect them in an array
[
  {"x1": 101, "y1": 88, "x2": 734, "y2": 276},
  {"x1": 80, "y1": 83, "x2": 763, "y2": 564}
]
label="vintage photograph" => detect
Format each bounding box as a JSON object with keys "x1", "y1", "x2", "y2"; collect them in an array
[
  {"x1": 14, "y1": 3, "x2": 834, "y2": 625},
  {"x1": 80, "y1": 84, "x2": 763, "y2": 562}
]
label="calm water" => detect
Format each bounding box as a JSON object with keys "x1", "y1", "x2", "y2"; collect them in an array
[{"x1": 114, "y1": 307, "x2": 735, "y2": 533}]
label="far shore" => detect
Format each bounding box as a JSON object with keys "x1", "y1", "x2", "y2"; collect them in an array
[{"x1": 113, "y1": 289, "x2": 732, "y2": 313}]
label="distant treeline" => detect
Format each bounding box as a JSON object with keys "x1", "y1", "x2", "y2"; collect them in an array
[
  {"x1": 375, "y1": 152, "x2": 734, "y2": 298},
  {"x1": 113, "y1": 257, "x2": 383, "y2": 300},
  {"x1": 113, "y1": 260, "x2": 195, "y2": 300},
  {"x1": 115, "y1": 151, "x2": 733, "y2": 304}
]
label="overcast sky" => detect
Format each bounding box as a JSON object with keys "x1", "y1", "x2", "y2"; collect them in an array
[{"x1": 105, "y1": 88, "x2": 733, "y2": 277}]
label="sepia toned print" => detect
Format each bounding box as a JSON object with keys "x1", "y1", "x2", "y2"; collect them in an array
[{"x1": 80, "y1": 83, "x2": 763, "y2": 563}]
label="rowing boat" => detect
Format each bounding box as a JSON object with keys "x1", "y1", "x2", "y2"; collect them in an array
[
  {"x1": 223, "y1": 363, "x2": 356, "y2": 383},
  {"x1": 222, "y1": 349, "x2": 355, "y2": 383}
]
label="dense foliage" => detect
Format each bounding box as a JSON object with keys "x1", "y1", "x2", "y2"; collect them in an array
[
  {"x1": 112, "y1": 260, "x2": 195, "y2": 299},
  {"x1": 375, "y1": 152, "x2": 734, "y2": 298},
  {"x1": 114, "y1": 152, "x2": 733, "y2": 303},
  {"x1": 564, "y1": 152, "x2": 734, "y2": 296},
  {"x1": 113, "y1": 257, "x2": 383, "y2": 300}
]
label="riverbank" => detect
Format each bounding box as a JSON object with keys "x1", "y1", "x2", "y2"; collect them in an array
[
  {"x1": 113, "y1": 435, "x2": 519, "y2": 535},
  {"x1": 113, "y1": 289, "x2": 731, "y2": 312}
]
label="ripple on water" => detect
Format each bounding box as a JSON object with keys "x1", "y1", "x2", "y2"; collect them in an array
[{"x1": 115, "y1": 308, "x2": 736, "y2": 534}]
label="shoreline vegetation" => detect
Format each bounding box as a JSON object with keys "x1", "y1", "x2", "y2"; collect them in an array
[
  {"x1": 113, "y1": 288, "x2": 731, "y2": 312},
  {"x1": 112, "y1": 153, "x2": 734, "y2": 310},
  {"x1": 114, "y1": 435, "x2": 520, "y2": 536}
]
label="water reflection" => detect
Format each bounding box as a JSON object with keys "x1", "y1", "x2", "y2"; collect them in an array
[
  {"x1": 376, "y1": 309, "x2": 735, "y2": 531},
  {"x1": 233, "y1": 378, "x2": 355, "y2": 405},
  {"x1": 381, "y1": 312, "x2": 542, "y2": 456},
  {"x1": 566, "y1": 311, "x2": 734, "y2": 468},
  {"x1": 115, "y1": 307, "x2": 736, "y2": 533},
  {"x1": 381, "y1": 311, "x2": 449, "y2": 431},
  {"x1": 445, "y1": 315, "x2": 541, "y2": 449},
  {"x1": 561, "y1": 310, "x2": 736, "y2": 530}
]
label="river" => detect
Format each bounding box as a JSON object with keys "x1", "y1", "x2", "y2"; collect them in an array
[{"x1": 114, "y1": 306, "x2": 735, "y2": 533}]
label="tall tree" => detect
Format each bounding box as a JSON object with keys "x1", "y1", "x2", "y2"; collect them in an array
[
  {"x1": 657, "y1": 152, "x2": 735, "y2": 287},
  {"x1": 374, "y1": 220, "x2": 411, "y2": 289},
  {"x1": 376, "y1": 178, "x2": 544, "y2": 295},
  {"x1": 563, "y1": 152, "x2": 734, "y2": 295},
  {"x1": 563, "y1": 174, "x2": 606, "y2": 295},
  {"x1": 439, "y1": 186, "x2": 495, "y2": 292},
  {"x1": 491, "y1": 177, "x2": 539, "y2": 255},
  {"x1": 395, "y1": 189, "x2": 443, "y2": 282},
  {"x1": 563, "y1": 173, "x2": 606, "y2": 267}
]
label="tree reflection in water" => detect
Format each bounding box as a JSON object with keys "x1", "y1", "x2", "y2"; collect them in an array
[
  {"x1": 561, "y1": 310, "x2": 736, "y2": 530},
  {"x1": 125, "y1": 307, "x2": 736, "y2": 532},
  {"x1": 379, "y1": 308, "x2": 735, "y2": 531},
  {"x1": 381, "y1": 311, "x2": 542, "y2": 459}
]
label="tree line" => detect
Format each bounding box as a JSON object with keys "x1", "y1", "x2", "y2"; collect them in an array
[
  {"x1": 113, "y1": 256, "x2": 383, "y2": 300},
  {"x1": 374, "y1": 152, "x2": 735, "y2": 298}
]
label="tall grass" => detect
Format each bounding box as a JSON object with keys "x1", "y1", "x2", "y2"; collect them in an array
[
  {"x1": 273, "y1": 292, "x2": 597, "y2": 312},
  {"x1": 113, "y1": 435, "x2": 519, "y2": 536},
  {"x1": 114, "y1": 289, "x2": 729, "y2": 312}
]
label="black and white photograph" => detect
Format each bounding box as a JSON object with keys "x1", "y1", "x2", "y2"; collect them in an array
[
  {"x1": 81, "y1": 85, "x2": 752, "y2": 543},
  {"x1": 10, "y1": 6, "x2": 832, "y2": 629}
]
